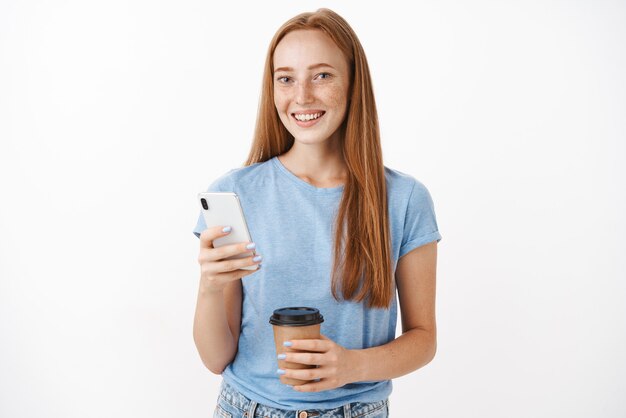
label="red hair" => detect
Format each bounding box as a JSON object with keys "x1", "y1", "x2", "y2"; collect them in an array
[{"x1": 245, "y1": 8, "x2": 392, "y2": 308}]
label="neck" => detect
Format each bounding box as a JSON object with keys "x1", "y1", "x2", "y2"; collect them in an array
[{"x1": 278, "y1": 138, "x2": 347, "y2": 188}]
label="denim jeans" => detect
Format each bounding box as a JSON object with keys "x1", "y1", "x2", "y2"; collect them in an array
[{"x1": 214, "y1": 381, "x2": 389, "y2": 418}]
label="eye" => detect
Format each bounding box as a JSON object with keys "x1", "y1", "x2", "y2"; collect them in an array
[
  {"x1": 316, "y1": 72, "x2": 332, "y2": 80},
  {"x1": 276, "y1": 76, "x2": 291, "y2": 84}
]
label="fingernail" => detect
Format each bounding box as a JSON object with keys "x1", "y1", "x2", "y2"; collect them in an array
[
  {"x1": 253, "y1": 255, "x2": 263, "y2": 262},
  {"x1": 246, "y1": 242, "x2": 256, "y2": 250},
  {"x1": 222, "y1": 226, "x2": 232, "y2": 233},
  {"x1": 283, "y1": 341, "x2": 292, "y2": 347},
  {"x1": 277, "y1": 354, "x2": 286, "y2": 360},
  {"x1": 276, "y1": 369, "x2": 285, "y2": 375}
]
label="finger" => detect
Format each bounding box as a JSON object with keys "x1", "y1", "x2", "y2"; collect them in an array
[
  {"x1": 199, "y1": 226, "x2": 233, "y2": 249},
  {"x1": 281, "y1": 367, "x2": 329, "y2": 382},
  {"x1": 287, "y1": 339, "x2": 330, "y2": 353},
  {"x1": 281, "y1": 352, "x2": 326, "y2": 366},
  {"x1": 203, "y1": 254, "x2": 262, "y2": 275},
  {"x1": 199, "y1": 242, "x2": 255, "y2": 265},
  {"x1": 292, "y1": 380, "x2": 331, "y2": 393},
  {"x1": 214, "y1": 254, "x2": 262, "y2": 273},
  {"x1": 209, "y1": 241, "x2": 256, "y2": 262}
]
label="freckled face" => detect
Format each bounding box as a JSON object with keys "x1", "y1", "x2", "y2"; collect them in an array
[{"x1": 273, "y1": 29, "x2": 351, "y2": 145}]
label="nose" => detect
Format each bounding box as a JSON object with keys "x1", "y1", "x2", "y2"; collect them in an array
[{"x1": 295, "y1": 80, "x2": 314, "y2": 105}]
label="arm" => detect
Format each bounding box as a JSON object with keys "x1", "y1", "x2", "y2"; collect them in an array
[
  {"x1": 192, "y1": 226, "x2": 261, "y2": 374},
  {"x1": 193, "y1": 280, "x2": 242, "y2": 374},
  {"x1": 352, "y1": 240, "x2": 437, "y2": 381},
  {"x1": 280, "y1": 241, "x2": 437, "y2": 390}
]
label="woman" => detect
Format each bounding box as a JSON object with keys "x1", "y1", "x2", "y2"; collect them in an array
[{"x1": 193, "y1": 8, "x2": 441, "y2": 417}]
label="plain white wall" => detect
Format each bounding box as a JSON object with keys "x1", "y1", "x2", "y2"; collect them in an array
[{"x1": 1, "y1": 0, "x2": 624, "y2": 416}]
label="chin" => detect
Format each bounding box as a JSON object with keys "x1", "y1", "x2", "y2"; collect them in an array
[{"x1": 292, "y1": 136, "x2": 329, "y2": 145}]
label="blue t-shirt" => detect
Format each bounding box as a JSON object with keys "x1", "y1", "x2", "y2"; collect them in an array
[{"x1": 193, "y1": 156, "x2": 441, "y2": 409}]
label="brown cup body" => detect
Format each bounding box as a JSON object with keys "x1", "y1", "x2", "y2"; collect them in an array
[{"x1": 272, "y1": 323, "x2": 321, "y2": 386}]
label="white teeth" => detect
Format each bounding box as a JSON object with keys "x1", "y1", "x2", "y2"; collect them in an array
[{"x1": 294, "y1": 112, "x2": 323, "y2": 121}]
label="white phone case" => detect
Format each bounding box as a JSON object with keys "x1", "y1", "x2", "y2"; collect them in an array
[{"x1": 198, "y1": 192, "x2": 258, "y2": 271}]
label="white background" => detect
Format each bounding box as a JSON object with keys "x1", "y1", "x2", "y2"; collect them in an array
[{"x1": 1, "y1": 1, "x2": 625, "y2": 417}]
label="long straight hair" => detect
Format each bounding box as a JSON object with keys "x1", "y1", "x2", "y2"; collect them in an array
[{"x1": 244, "y1": 8, "x2": 393, "y2": 309}]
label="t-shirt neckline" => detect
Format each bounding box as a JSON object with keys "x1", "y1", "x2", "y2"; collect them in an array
[{"x1": 271, "y1": 156, "x2": 345, "y2": 194}]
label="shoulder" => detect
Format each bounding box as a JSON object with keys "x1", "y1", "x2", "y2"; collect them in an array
[
  {"x1": 383, "y1": 166, "x2": 433, "y2": 201},
  {"x1": 205, "y1": 160, "x2": 272, "y2": 192},
  {"x1": 385, "y1": 166, "x2": 442, "y2": 251}
]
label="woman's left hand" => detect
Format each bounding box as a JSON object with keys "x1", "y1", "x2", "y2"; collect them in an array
[{"x1": 278, "y1": 334, "x2": 361, "y2": 392}]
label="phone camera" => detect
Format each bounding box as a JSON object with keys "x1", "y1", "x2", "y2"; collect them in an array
[{"x1": 201, "y1": 198, "x2": 209, "y2": 210}]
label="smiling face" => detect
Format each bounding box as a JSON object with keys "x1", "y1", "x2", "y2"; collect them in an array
[{"x1": 273, "y1": 29, "x2": 351, "y2": 146}]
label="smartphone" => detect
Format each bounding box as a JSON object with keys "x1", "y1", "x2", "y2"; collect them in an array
[{"x1": 197, "y1": 192, "x2": 258, "y2": 271}]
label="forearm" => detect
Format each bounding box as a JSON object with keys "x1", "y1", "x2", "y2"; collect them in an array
[
  {"x1": 352, "y1": 328, "x2": 436, "y2": 382},
  {"x1": 192, "y1": 287, "x2": 237, "y2": 374}
]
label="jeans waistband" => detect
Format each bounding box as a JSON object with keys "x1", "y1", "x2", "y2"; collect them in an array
[{"x1": 217, "y1": 381, "x2": 388, "y2": 418}]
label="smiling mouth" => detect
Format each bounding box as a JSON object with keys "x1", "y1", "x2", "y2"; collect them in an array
[{"x1": 291, "y1": 111, "x2": 326, "y2": 122}]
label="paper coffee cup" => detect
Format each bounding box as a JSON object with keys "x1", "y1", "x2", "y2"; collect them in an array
[{"x1": 269, "y1": 307, "x2": 324, "y2": 386}]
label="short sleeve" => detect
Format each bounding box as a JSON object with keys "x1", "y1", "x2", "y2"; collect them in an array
[
  {"x1": 192, "y1": 170, "x2": 236, "y2": 239},
  {"x1": 399, "y1": 179, "x2": 442, "y2": 258}
]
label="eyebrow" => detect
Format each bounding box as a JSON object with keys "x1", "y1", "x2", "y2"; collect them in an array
[{"x1": 274, "y1": 63, "x2": 336, "y2": 73}]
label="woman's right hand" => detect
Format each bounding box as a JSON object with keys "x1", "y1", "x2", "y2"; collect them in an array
[{"x1": 197, "y1": 226, "x2": 262, "y2": 294}]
